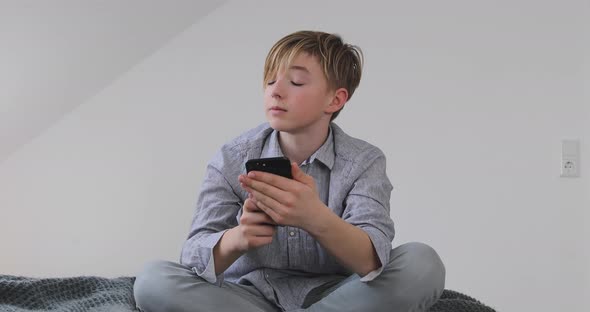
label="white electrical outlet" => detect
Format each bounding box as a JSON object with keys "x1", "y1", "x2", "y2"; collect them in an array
[{"x1": 560, "y1": 139, "x2": 580, "y2": 178}]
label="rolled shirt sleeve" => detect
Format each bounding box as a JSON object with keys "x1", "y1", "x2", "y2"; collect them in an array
[
  {"x1": 180, "y1": 158, "x2": 242, "y2": 285},
  {"x1": 341, "y1": 151, "x2": 395, "y2": 282}
]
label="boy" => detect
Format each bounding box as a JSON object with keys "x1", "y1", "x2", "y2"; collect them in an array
[{"x1": 134, "y1": 30, "x2": 445, "y2": 312}]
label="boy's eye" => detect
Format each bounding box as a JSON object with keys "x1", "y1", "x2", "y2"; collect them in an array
[{"x1": 266, "y1": 80, "x2": 304, "y2": 86}]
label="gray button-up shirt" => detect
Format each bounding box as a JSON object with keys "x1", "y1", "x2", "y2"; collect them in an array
[{"x1": 181, "y1": 123, "x2": 395, "y2": 311}]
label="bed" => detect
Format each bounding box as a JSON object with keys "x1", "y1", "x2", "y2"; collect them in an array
[{"x1": 0, "y1": 275, "x2": 496, "y2": 311}]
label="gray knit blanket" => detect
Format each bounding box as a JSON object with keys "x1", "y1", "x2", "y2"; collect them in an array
[{"x1": 0, "y1": 275, "x2": 496, "y2": 311}]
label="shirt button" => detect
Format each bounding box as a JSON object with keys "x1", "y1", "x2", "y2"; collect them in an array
[{"x1": 289, "y1": 231, "x2": 296, "y2": 237}]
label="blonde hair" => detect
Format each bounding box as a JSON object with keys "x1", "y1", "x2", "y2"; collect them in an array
[{"x1": 263, "y1": 31, "x2": 363, "y2": 120}]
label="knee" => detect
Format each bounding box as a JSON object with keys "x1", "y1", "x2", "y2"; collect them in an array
[
  {"x1": 133, "y1": 260, "x2": 185, "y2": 311},
  {"x1": 389, "y1": 242, "x2": 446, "y2": 296}
]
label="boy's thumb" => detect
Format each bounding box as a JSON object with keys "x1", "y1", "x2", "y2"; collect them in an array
[{"x1": 291, "y1": 162, "x2": 307, "y2": 182}]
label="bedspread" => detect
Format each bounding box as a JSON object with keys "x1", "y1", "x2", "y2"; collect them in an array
[{"x1": 0, "y1": 275, "x2": 496, "y2": 311}]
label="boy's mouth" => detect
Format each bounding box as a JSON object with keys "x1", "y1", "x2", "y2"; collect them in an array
[{"x1": 270, "y1": 106, "x2": 287, "y2": 112}]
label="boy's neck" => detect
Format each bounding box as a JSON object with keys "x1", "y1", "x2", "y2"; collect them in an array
[{"x1": 278, "y1": 122, "x2": 331, "y2": 165}]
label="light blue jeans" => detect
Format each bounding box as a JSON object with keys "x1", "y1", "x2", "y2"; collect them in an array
[{"x1": 134, "y1": 242, "x2": 445, "y2": 312}]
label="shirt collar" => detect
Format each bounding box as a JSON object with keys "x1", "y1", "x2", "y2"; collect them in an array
[{"x1": 261, "y1": 126, "x2": 335, "y2": 170}]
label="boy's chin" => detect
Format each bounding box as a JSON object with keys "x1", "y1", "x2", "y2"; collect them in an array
[
  {"x1": 268, "y1": 121, "x2": 287, "y2": 132},
  {"x1": 267, "y1": 120, "x2": 294, "y2": 133}
]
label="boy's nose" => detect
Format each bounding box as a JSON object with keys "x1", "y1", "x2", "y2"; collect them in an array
[
  {"x1": 271, "y1": 90, "x2": 283, "y2": 100},
  {"x1": 269, "y1": 80, "x2": 285, "y2": 99}
]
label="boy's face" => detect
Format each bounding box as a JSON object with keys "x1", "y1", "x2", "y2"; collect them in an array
[{"x1": 264, "y1": 53, "x2": 340, "y2": 134}]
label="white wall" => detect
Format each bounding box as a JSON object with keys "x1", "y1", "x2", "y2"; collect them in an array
[
  {"x1": 584, "y1": 0, "x2": 590, "y2": 299},
  {"x1": 0, "y1": 0, "x2": 226, "y2": 163},
  {"x1": 0, "y1": 1, "x2": 587, "y2": 312}
]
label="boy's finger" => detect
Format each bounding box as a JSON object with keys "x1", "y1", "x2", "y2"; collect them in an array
[
  {"x1": 291, "y1": 162, "x2": 313, "y2": 186},
  {"x1": 243, "y1": 198, "x2": 260, "y2": 212},
  {"x1": 291, "y1": 162, "x2": 305, "y2": 182},
  {"x1": 254, "y1": 214, "x2": 277, "y2": 226},
  {"x1": 246, "y1": 171, "x2": 293, "y2": 192}
]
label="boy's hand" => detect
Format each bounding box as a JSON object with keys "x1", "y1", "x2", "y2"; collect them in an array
[
  {"x1": 239, "y1": 162, "x2": 329, "y2": 232},
  {"x1": 233, "y1": 198, "x2": 277, "y2": 253},
  {"x1": 213, "y1": 198, "x2": 276, "y2": 274}
]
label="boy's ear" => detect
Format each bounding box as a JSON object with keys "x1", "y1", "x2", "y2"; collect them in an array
[{"x1": 325, "y1": 87, "x2": 348, "y2": 114}]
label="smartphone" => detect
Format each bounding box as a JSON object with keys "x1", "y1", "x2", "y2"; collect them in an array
[{"x1": 245, "y1": 157, "x2": 293, "y2": 179}]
